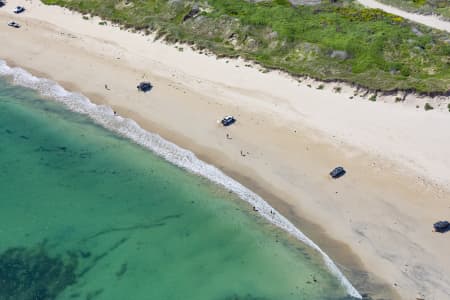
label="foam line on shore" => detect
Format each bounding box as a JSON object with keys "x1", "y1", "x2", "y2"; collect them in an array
[{"x1": 0, "y1": 59, "x2": 362, "y2": 299}]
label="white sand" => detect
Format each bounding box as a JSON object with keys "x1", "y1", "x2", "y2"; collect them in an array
[{"x1": 1, "y1": 1, "x2": 450, "y2": 299}]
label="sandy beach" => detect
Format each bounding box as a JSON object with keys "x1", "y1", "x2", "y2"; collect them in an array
[{"x1": 1, "y1": 1, "x2": 450, "y2": 299}]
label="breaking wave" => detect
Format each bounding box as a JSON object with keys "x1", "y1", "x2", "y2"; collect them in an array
[{"x1": 0, "y1": 59, "x2": 361, "y2": 299}]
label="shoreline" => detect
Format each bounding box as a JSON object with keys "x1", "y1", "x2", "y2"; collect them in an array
[
  {"x1": 0, "y1": 58, "x2": 363, "y2": 299},
  {"x1": 1, "y1": 1, "x2": 450, "y2": 299}
]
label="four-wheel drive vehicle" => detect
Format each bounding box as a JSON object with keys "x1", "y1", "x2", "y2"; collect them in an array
[
  {"x1": 8, "y1": 21, "x2": 20, "y2": 28},
  {"x1": 330, "y1": 166, "x2": 346, "y2": 179},
  {"x1": 433, "y1": 221, "x2": 449, "y2": 233},
  {"x1": 221, "y1": 116, "x2": 236, "y2": 127},
  {"x1": 137, "y1": 81, "x2": 152, "y2": 92},
  {"x1": 13, "y1": 6, "x2": 25, "y2": 14}
]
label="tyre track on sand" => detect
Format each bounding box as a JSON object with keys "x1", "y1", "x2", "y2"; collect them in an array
[{"x1": 357, "y1": 0, "x2": 450, "y2": 32}]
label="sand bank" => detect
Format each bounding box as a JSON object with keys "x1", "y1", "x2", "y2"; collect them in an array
[{"x1": 1, "y1": 1, "x2": 450, "y2": 299}]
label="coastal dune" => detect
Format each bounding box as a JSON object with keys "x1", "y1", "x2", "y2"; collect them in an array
[{"x1": 1, "y1": 1, "x2": 450, "y2": 299}]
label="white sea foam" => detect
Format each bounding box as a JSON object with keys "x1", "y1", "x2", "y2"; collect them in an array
[{"x1": 0, "y1": 59, "x2": 362, "y2": 299}]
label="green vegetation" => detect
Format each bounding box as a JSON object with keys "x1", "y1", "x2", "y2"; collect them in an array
[
  {"x1": 317, "y1": 84, "x2": 325, "y2": 89},
  {"x1": 369, "y1": 94, "x2": 377, "y2": 101},
  {"x1": 42, "y1": 0, "x2": 450, "y2": 93},
  {"x1": 424, "y1": 102, "x2": 434, "y2": 110},
  {"x1": 376, "y1": 0, "x2": 450, "y2": 21},
  {"x1": 447, "y1": 103, "x2": 450, "y2": 111}
]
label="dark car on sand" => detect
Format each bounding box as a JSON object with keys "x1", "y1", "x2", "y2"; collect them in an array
[
  {"x1": 137, "y1": 82, "x2": 152, "y2": 92},
  {"x1": 433, "y1": 221, "x2": 450, "y2": 233},
  {"x1": 221, "y1": 116, "x2": 236, "y2": 127},
  {"x1": 330, "y1": 166, "x2": 346, "y2": 179}
]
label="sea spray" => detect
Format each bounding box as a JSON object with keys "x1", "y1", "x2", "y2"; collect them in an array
[{"x1": 0, "y1": 59, "x2": 362, "y2": 299}]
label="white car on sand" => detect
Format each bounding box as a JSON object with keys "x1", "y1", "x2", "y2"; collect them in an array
[
  {"x1": 8, "y1": 21, "x2": 20, "y2": 28},
  {"x1": 13, "y1": 6, "x2": 25, "y2": 14}
]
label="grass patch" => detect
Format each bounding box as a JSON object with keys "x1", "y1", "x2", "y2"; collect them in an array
[
  {"x1": 424, "y1": 102, "x2": 434, "y2": 110},
  {"x1": 42, "y1": 0, "x2": 450, "y2": 93}
]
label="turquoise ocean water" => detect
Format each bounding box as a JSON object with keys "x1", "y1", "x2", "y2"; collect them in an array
[{"x1": 0, "y1": 74, "x2": 356, "y2": 299}]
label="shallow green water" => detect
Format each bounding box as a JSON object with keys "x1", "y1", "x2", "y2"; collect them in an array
[{"x1": 0, "y1": 79, "x2": 351, "y2": 300}]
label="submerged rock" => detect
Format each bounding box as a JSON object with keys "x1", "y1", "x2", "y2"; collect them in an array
[
  {"x1": 223, "y1": 294, "x2": 269, "y2": 300},
  {"x1": 0, "y1": 246, "x2": 78, "y2": 300}
]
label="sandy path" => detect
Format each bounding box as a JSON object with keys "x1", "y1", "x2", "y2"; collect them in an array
[
  {"x1": 1, "y1": 1, "x2": 450, "y2": 299},
  {"x1": 357, "y1": 0, "x2": 450, "y2": 32}
]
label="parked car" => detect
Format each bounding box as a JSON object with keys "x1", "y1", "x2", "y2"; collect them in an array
[
  {"x1": 13, "y1": 6, "x2": 25, "y2": 14},
  {"x1": 433, "y1": 221, "x2": 449, "y2": 233},
  {"x1": 221, "y1": 115, "x2": 236, "y2": 126},
  {"x1": 137, "y1": 81, "x2": 152, "y2": 92},
  {"x1": 7, "y1": 21, "x2": 20, "y2": 28},
  {"x1": 0, "y1": 1, "x2": 5, "y2": 8},
  {"x1": 330, "y1": 166, "x2": 346, "y2": 179}
]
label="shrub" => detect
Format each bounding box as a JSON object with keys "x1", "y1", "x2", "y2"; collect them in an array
[
  {"x1": 369, "y1": 95, "x2": 377, "y2": 101},
  {"x1": 333, "y1": 87, "x2": 342, "y2": 93},
  {"x1": 317, "y1": 84, "x2": 324, "y2": 90},
  {"x1": 424, "y1": 103, "x2": 434, "y2": 111}
]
